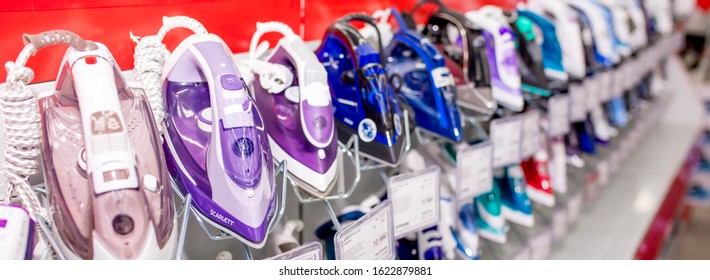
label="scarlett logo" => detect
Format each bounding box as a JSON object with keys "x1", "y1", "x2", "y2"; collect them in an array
[
  {"x1": 210, "y1": 209, "x2": 235, "y2": 226},
  {"x1": 358, "y1": 118, "x2": 377, "y2": 142}
]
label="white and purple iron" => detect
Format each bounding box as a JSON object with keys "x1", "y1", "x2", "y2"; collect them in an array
[
  {"x1": 14, "y1": 30, "x2": 179, "y2": 259},
  {"x1": 465, "y1": 8, "x2": 525, "y2": 112},
  {"x1": 134, "y1": 17, "x2": 277, "y2": 248},
  {"x1": 242, "y1": 22, "x2": 339, "y2": 198},
  {"x1": 524, "y1": 0, "x2": 587, "y2": 79}
]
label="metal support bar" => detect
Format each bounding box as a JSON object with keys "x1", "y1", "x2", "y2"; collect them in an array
[
  {"x1": 168, "y1": 158, "x2": 289, "y2": 258},
  {"x1": 36, "y1": 215, "x2": 66, "y2": 260},
  {"x1": 243, "y1": 243, "x2": 254, "y2": 260},
  {"x1": 173, "y1": 194, "x2": 192, "y2": 260},
  {"x1": 322, "y1": 199, "x2": 342, "y2": 231}
]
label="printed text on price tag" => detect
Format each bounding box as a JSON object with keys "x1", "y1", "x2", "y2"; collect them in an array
[
  {"x1": 491, "y1": 116, "x2": 523, "y2": 167},
  {"x1": 569, "y1": 83, "x2": 587, "y2": 122},
  {"x1": 387, "y1": 166, "x2": 441, "y2": 239},
  {"x1": 457, "y1": 141, "x2": 493, "y2": 200},
  {"x1": 547, "y1": 95, "x2": 570, "y2": 137},
  {"x1": 521, "y1": 110, "x2": 543, "y2": 158},
  {"x1": 335, "y1": 201, "x2": 395, "y2": 260}
]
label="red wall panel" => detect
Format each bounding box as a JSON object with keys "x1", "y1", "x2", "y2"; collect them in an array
[
  {"x1": 0, "y1": 0, "x2": 525, "y2": 82},
  {"x1": 0, "y1": 0, "x2": 300, "y2": 82}
]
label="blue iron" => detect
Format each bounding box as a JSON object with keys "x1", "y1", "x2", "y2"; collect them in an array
[
  {"x1": 316, "y1": 14, "x2": 406, "y2": 166},
  {"x1": 382, "y1": 8, "x2": 463, "y2": 143},
  {"x1": 396, "y1": 225, "x2": 445, "y2": 260},
  {"x1": 402, "y1": 2, "x2": 498, "y2": 116},
  {"x1": 474, "y1": 181, "x2": 507, "y2": 243},
  {"x1": 440, "y1": 196, "x2": 479, "y2": 259},
  {"x1": 496, "y1": 165, "x2": 534, "y2": 227},
  {"x1": 516, "y1": 10, "x2": 568, "y2": 82},
  {"x1": 440, "y1": 140, "x2": 507, "y2": 244}
]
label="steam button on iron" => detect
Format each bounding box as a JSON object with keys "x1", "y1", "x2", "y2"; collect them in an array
[
  {"x1": 220, "y1": 74, "x2": 243, "y2": 91},
  {"x1": 142, "y1": 174, "x2": 159, "y2": 193},
  {"x1": 233, "y1": 138, "x2": 254, "y2": 157}
]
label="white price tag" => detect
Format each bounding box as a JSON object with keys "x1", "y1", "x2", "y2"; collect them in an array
[
  {"x1": 334, "y1": 201, "x2": 395, "y2": 260},
  {"x1": 491, "y1": 116, "x2": 523, "y2": 167},
  {"x1": 268, "y1": 241, "x2": 323, "y2": 260},
  {"x1": 521, "y1": 111, "x2": 543, "y2": 159},
  {"x1": 457, "y1": 141, "x2": 494, "y2": 200},
  {"x1": 529, "y1": 229, "x2": 553, "y2": 260},
  {"x1": 584, "y1": 76, "x2": 599, "y2": 112},
  {"x1": 552, "y1": 209, "x2": 567, "y2": 242},
  {"x1": 569, "y1": 83, "x2": 587, "y2": 122},
  {"x1": 566, "y1": 192, "x2": 584, "y2": 225},
  {"x1": 547, "y1": 95, "x2": 570, "y2": 137},
  {"x1": 387, "y1": 166, "x2": 440, "y2": 239}
]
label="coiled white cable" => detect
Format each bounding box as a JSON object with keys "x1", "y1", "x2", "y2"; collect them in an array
[
  {"x1": 239, "y1": 21, "x2": 295, "y2": 94},
  {"x1": 130, "y1": 16, "x2": 208, "y2": 133},
  {"x1": 0, "y1": 30, "x2": 91, "y2": 222}
]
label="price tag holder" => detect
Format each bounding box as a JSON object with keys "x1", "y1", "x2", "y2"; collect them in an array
[
  {"x1": 521, "y1": 111, "x2": 542, "y2": 159},
  {"x1": 529, "y1": 229, "x2": 553, "y2": 260},
  {"x1": 584, "y1": 76, "x2": 599, "y2": 112},
  {"x1": 457, "y1": 141, "x2": 494, "y2": 199},
  {"x1": 569, "y1": 83, "x2": 587, "y2": 122},
  {"x1": 387, "y1": 166, "x2": 441, "y2": 239},
  {"x1": 334, "y1": 201, "x2": 395, "y2": 260},
  {"x1": 547, "y1": 95, "x2": 570, "y2": 137},
  {"x1": 268, "y1": 241, "x2": 323, "y2": 260},
  {"x1": 491, "y1": 116, "x2": 523, "y2": 168}
]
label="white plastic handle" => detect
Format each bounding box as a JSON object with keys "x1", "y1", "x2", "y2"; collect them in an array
[{"x1": 248, "y1": 21, "x2": 296, "y2": 59}]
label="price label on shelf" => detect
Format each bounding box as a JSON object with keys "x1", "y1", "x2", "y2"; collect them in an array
[
  {"x1": 491, "y1": 116, "x2": 523, "y2": 168},
  {"x1": 569, "y1": 83, "x2": 587, "y2": 122},
  {"x1": 521, "y1": 110, "x2": 543, "y2": 159},
  {"x1": 584, "y1": 76, "x2": 599, "y2": 112},
  {"x1": 334, "y1": 201, "x2": 395, "y2": 260},
  {"x1": 387, "y1": 166, "x2": 441, "y2": 239},
  {"x1": 268, "y1": 241, "x2": 323, "y2": 260},
  {"x1": 547, "y1": 95, "x2": 570, "y2": 137},
  {"x1": 457, "y1": 141, "x2": 494, "y2": 200},
  {"x1": 529, "y1": 229, "x2": 553, "y2": 260}
]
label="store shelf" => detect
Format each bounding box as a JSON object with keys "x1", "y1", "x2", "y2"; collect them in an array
[{"x1": 551, "y1": 56, "x2": 704, "y2": 260}]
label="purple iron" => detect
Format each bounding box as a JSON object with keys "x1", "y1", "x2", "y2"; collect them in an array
[
  {"x1": 242, "y1": 22, "x2": 339, "y2": 198},
  {"x1": 0, "y1": 205, "x2": 35, "y2": 259},
  {"x1": 136, "y1": 17, "x2": 278, "y2": 248},
  {"x1": 27, "y1": 31, "x2": 177, "y2": 259}
]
